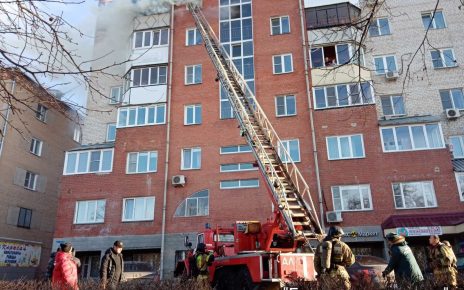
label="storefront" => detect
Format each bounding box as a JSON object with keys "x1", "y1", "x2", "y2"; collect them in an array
[
  {"x1": 382, "y1": 212, "x2": 464, "y2": 271},
  {"x1": 338, "y1": 226, "x2": 386, "y2": 258},
  {"x1": 0, "y1": 238, "x2": 42, "y2": 279}
]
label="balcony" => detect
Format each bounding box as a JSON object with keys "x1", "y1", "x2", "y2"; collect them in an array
[
  {"x1": 122, "y1": 85, "x2": 167, "y2": 105},
  {"x1": 309, "y1": 26, "x2": 361, "y2": 46},
  {"x1": 305, "y1": 2, "x2": 360, "y2": 30},
  {"x1": 126, "y1": 46, "x2": 169, "y2": 73},
  {"x1": 311, "y1": 64, "x2": 371, "y2": 87}
]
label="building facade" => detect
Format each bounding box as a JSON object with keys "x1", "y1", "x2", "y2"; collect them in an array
[
  {"x1": 53, "y1": 0, "x2": 464, "y2": 279},
  {"x1": 0, "y1": 69, "x2": 80, "y2": 279}
]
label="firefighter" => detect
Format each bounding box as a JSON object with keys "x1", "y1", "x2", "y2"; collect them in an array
[
  {"x1": 314, "y1": 226, "x2": 355, "y2": 290},
  {"x1": 428, "y1": 235, "x2": 458, "y2": 289},
  {"x1": 195, "y1": 243, "x2": 214, "y2": 290}
]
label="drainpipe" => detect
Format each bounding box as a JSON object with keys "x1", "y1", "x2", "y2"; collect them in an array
[
  {"x1": 298, "y1": 0, "x2": 325, "y2": 230},
  {"x1": 0, "y1": 81, "x2": 15, "y2": 159},
  {"x1": 159, "y1": 4, "x2": 175, "y2": 280}
]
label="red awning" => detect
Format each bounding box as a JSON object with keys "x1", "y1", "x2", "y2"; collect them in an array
[{"x1": 382, "y1": 212, "x2": 464, "y2": 229}]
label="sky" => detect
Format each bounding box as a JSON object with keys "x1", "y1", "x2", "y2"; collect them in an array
[{"x1": 40, "y1": 0, "x2": 359, "y2": 109}]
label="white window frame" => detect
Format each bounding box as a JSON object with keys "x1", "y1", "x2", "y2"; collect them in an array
[
  {"x1": 421, "y1": 11, "x2": 446, "y2": 29},
  {"x1": 184, "y1": 104, "x2": 202, "y2": 125},
  {"x1": 270, "y1": 16, "x2": 290, "y2": 35},
  {"x1": 174, "y1": 190, "x2": 209, "y2": 217},
  {"x1": 73, "y1": 127, "x2": 81, "y2": 143},
  {"x1": 30, "y1": 138, "x2": 43, "y2": 156},
  {"x1": 220, "y1": 179, "x2": 260, "y2": 189},
  {"x1": 106, "y1": 123, "x2": 116, "y2": 142},
  {"x1": 326, "y1": 134, "x2": 365, "y2": 160},
  {"x1": 185, "y1": 64, "x2": 202, "y2": 85},
  {"x1": 440, "y1": 88, "x2": 464, "y2": 110},
  {"x1": 455, "y1": 172, "x2": 464, "y2": 202},
  {"x1": 275, "y1": 95, "x2": 296, "y2": 117},
  {"x1": 186, "y1": 28, "x2": 202, "y2": 46},
  {"x1": 131, "y1": 66, "x2": 168, "y2": 87},
  {"x1": 431, "y1": 48, "x2": 457, "y2": 68},
  {"x1": 313, "y1": 82, "x2": 374, "y2": 109},
  {"x1": 122, "y1": 197, "x2": 155, "y2": 222},
  {"x1": 36, "y1": 104, "x2": 47, "y2": 122},
  {"x1": 117, "y1": 104, "x2": 166, "y2": 128},
  {"x1": 181, "y1": 147, "x2": 201, "y2": 170},
  {"x1": 24, "y1": 171, "x2": 37, "y2": 190},
  {"x1": 63, "y1": 149, "x2": 114, "y2": 175},
  {"x1": 220, "y1": 162, "x2": 257, "y2": 172},
  {"x1": 450, "y1": 135, "x2": 464, "y2": 159},
  {"x1": 392, "y1": 181, "x2": 437, "y2": 209},
  {"x1": 373, "y1": 55, "x2": 398, "y2": 75},
  {"x1": 332, "y1": 184, "x2": 373, "y2": 212},
  {"x1": 310, "y1": 44, "x2": 360, "y2": 68},
  {"x1": 133, "y1": 28, "x2": 169, "y2": 49},
  {"x1": 278, "y1": 139, "x2": 301, "y2": 163},
  {"x1": 74, "y1": 200, "x2": 106, "y2": 224},
  {"x1": 220, "y1": 145, "x2": 252, "y2": 154},
  {"x1": 380, "y1": 124, "x2": 445, "y2": 152},
  {"x1": 109, "y1": 86, "x2": 123, "y2": 104},
  {"x1": 381, "y1": 95, "x2": 406, "y2": 116},
  {"x1": 273, "y1": 53, "x2": 293, "y2": 74},
  {"x1": 369, "y1": 17, "x2": 391, "y2": 37},
  {"x1": 126, "y1": 151, "x2": 158, "y2": 174}
]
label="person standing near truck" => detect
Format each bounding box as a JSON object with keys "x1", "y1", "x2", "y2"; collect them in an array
[
  {"x1": 195, "y1": 243, "x2": 214, "y2": 290},
  {"x1": 428, "y1": 235, "x2": 458, "y2": 289}
]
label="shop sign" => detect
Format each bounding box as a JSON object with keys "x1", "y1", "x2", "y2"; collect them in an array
[
  {"x1": 343, "y1": 231, "x2": 379, "y2": 238},
  {"x1": 396, "y1": 226, "x2": 442, "y2": 237},
  {"x1": 0, "y1": 241, "x2": 41, "y2": 267}
]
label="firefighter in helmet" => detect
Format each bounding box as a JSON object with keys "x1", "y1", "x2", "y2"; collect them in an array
[
  {"x1": 428, "y1": 235, "x2": 458, "y2": 289},
  {"x1": 314, "y1": 226, "x2": 355, "y2": 290},
  {"x1": 195, "y1": 243, "x2": 214, "y2": 290}
]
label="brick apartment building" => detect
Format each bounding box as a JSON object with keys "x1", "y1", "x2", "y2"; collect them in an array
[
  {"x1": 0, "y1": 69, "x2": 80, "y2": 279},
  {"x1": 53, "y1": 0, "x2": 464, "y2": 279}
]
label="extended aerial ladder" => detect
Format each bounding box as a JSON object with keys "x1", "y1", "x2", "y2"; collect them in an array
[{"x1": 187, "y1": 4, "x2": 323, "y2": 242}]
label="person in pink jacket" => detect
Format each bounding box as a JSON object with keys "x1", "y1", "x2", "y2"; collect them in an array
[{"x1": 52, "y1": 243, "x2": 79, "y2": 290}]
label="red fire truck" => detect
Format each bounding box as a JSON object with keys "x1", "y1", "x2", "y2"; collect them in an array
[{"x1": 173, "y1": 4, "x2": 324, "y2": 289}]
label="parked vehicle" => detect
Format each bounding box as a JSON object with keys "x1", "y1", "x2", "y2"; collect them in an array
[{"x1": 348, "y1": 255, "x2": 394, "y2": 289}]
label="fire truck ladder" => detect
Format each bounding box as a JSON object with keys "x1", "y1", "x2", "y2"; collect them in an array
[{"x1": 188, "y1": 4, "x2": 323, "y2": 242}]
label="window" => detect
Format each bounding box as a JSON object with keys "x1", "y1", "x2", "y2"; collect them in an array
[
  {"x1": 220, "y1": 179, "x2": 259, "y2": 189},
  {"x1": 186, "y1": 28, "x2": 202, "y2": 46},
  {"x1": 109, "y1": 86, "x2": 123, "y2": 104},
  {"x1": 182, "y1": 148, "x2": 201, "y2": 170},
  {"x1": 73, "y1": 127, "x2": 81, "y2": 143},
  {"x1": 220, "y1": 144, "x2": 252, "y2": 154},
  {"x1": 374, "y1": 55, "x2": 397, "y2": 75},
  {"x1": 123, "y1": 197, "x2": 155, "y2": 221},
  {"x1": 30, "y1": 138, "x2": 43, "y2": 156},
  {"x1": 106, "y1": 123, "x2": 116, "y2": 142},
  {"x1": 24, "y1": 171, "x2": 37, "y2": 190},
  {"x1": 184, "y1": 104, "x2": 202, "y2": 125},
  {"x1": 327, "y1": 134, "x2": 365, "y2": 160},
  {"x1": 131, "y1": 66, "x2": 168, "y2": 87},
  {"x1": 431, "y1": 49, "x2": 457, "y2": 68},
  {"x1": 74, "y1": 200, "x2": 106, "y2": 224},
  {"x1": 126, "y1": 151, "x2": 158, "y2": 173},
  {"x1": 133, "y1": 28, "x2": 169, "y2": 49},
  {"x1": 306, "y1": 3, "x2": 357, "y2": 29},
  {"x1": 273, "y1": 54, "x2": 293, "y2": 74},
  {"x1": 36, "y1": 104, "x2": 47, "y2": 122},
  {"x1": 310, "y1": 44, "x2": 355, "y2": 68},
  {"x1": 64, "y1": 149, "x2": 114, "y2": 175},
  {"x1": 455, "y1": 173, "x2": 464, "y2": 202},
  {"x1": 275, "y1": 95, "x2": 296, "y2": 117},
  {"x1": 422, "y1": 11, "x2": 446, "y2": 29},
  {"x1": 220, "y1": 86, "x2": 234, "y2": 119},
  {"x1": 314, "y1": 82, "x2": 373, "y2": 109},
  {"x1": 271, "y1": 16, "x2": 290, "y2": 35},
  {"x1": 220, "y1": 162, "x2": 256, "y2": 172},
  {"x1": 381, "y1": 96, "x2": 405, "y2": 116},
  {"x1": 381, "y1": 124, "x2": 444, "y2": 152},
  {"x1": 117, "y1": 104, "x2": 166, "y2": 128},
  {"x1": 392, "y1": 181, "x2": 437, "y2": 209},
  {"x1": 332, "y1": 185, "x2": 372, "y2": 211},
  {"x1": 17, "y1": 208, "x2": 32, "y2": 229},
  {"x1": 440, "y1": 89, "x2": 464, "y2": 110},
  {"x1": 369, "y1": 18, "x2": 391, "y2": 36},
  {"x1": 278, "y1": 139, "x2": 301, "y2": 163},
  {"x1": 185, "y1": 65, "x2": 202, "y2": 85},
  {"x1": 174, "y1": 190, "x2": 209, "y2": 217},
  {"x1": 450, "y1": 136, "x2": 464, "y2": 158}
]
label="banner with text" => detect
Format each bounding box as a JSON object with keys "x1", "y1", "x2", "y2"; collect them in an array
[
  {"x1": 0, "y1": 241, "x2": 41, "y2": 267},
  {"x1": 397, "y1": 226, "x2": 443, "y2": 237}
]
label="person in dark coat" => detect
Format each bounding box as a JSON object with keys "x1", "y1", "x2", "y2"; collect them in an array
[
  {"x1": 46, "y1": 247, "x2": 61, "y2": 280},
  {"x1": 100, "y1": 240, "x2": 124, "y2": 290},
  {"x1": 382, "y1": 233, "x2": 424, "y2": 286}
]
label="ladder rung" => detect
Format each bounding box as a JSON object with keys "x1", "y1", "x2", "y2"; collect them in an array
[
  {"x1": 293, "y1": 221, "x2": 310, "y2": 226},
  {"x1": 291, "y1": 213, "x2": 306, "y2": 217}
]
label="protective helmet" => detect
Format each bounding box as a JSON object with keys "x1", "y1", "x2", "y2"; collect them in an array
[
  {"x1": 328, "y1": 226, "x2": 344, "y2": 238},
  {"x1": 196, "y1": 243, "x2": 206, "y2": 253}
]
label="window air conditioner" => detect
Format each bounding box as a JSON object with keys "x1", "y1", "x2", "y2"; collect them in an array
[
  {"x1": 172, "y1": 175, "x2": 186, "y2": 187},
  {"x1": 446, "y1": 108, "x2": 460, "y2": 119},
  {"x1": 385, "y1": 71, "x2": 399, "y2": 80},
  {"x1": 326, "y1": 211, "x2": 343, "y2": 223}
]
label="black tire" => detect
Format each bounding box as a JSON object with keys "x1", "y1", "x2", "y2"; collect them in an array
[{"x1": 215, "y1": 267, "x2": 258, "y2": 290}]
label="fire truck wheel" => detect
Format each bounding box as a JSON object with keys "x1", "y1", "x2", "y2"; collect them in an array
[{"x1": 235, "y1": 267, "x2": 258, "y2": 290}]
